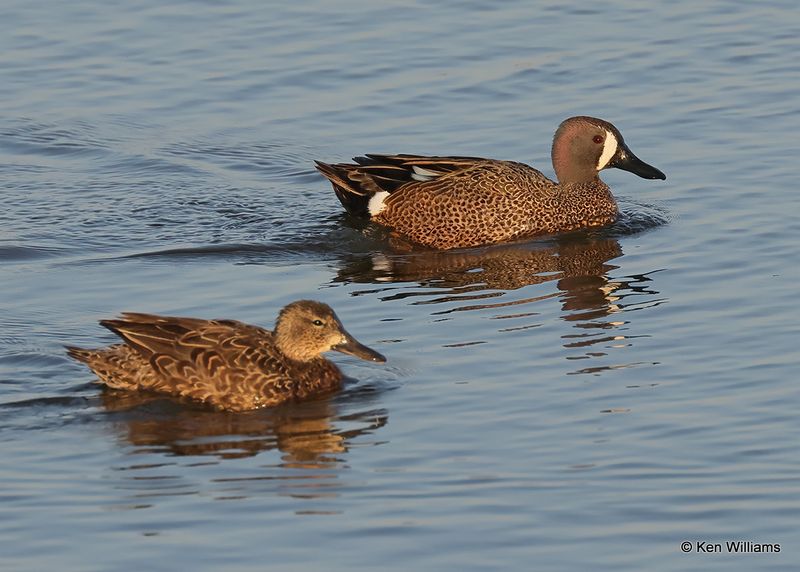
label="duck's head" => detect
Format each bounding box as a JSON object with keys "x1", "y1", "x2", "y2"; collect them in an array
[
  {"x1": 551, "y1": 116, "x2": 666, "y2": 185},
  {"x1": 275, "y1": 300, "x2": 386, "y2": 363}
]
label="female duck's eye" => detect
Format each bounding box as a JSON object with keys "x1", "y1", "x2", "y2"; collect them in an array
[
  {"x1": 312, "y1": 319, "x2": 324, "y2": 326},
  {"x1": 593, "y1": 135, "x2": 604, "y2": 144}
]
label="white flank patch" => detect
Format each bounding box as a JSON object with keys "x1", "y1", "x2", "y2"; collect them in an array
[
  {"x1": 371, "y1": 253, "x2": 394, "y2": 281},
  {"x1": 597, "y1": 129, "x2": 618, "y2": 170},
  {"x1": 411, "y1": 166, "x2": 440, "y2": 182},
  {"x1": 371, "y1": 253, "x2": 391, "y2": 272},
  {"x1": 368, "y1": 191, "x2": 390, "y2": 216}
]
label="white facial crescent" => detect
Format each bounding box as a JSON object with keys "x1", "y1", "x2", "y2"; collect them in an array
[{"x1": 597, "y1": 130, "x2": 618, "y2": 170}]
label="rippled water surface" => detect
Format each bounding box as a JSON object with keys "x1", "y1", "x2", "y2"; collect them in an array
[{"x1": 2, "y1": 1, "x2": 799, "y2": 570}]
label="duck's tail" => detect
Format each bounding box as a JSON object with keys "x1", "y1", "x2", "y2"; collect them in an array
[
  {"x1": 316, "y1": 154, "x2": 480, "y2": 219},
  {"x1": 66, "y1": 343, "x2": 146, "y2": 390},
  {"x1": 317, "y1": 155, "x2": 429, "y2": 218},
  {"x1": 315, "y1": 160, "x2": 376, "y2": 218},
  {"x1": 65, "y1": 345, "x2": 93, "y2": 364}
]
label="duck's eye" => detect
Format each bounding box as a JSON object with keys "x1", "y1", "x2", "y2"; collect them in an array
[
  {"x1": 312, "y1": 319, "x2": 324, "y2": 326},
  {"x1": 593, "y1": 135, "x2": 604, "y2": 144}
]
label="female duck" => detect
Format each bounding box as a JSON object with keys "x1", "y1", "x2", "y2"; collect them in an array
[{"x1": 67, "y1": 300, "x2": 385, "y2": 411}]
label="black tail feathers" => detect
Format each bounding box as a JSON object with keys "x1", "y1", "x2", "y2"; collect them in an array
[{"x1": 315, "y1": 161, "x2": 373, "y2": 218}]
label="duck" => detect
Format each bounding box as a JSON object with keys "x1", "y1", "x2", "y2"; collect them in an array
[
  {"x1": 66, "y1": 300, "x2": 385, "y2": 412},
  {"x1": 315, "y1": 116, "x2": 666, "y2": 250}
]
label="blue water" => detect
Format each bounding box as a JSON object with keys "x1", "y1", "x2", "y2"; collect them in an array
[{"x1": 2, "y1": 1, "x2": 799, "y2": 571}]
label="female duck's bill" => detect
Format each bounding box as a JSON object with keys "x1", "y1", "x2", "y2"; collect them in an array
[{"x1": 331, "y1": 327, "x2": 386, "y2": 362}]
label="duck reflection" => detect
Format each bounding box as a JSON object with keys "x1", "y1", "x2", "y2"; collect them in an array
[
  {"x1": 334, "y1": 233, "x2": 663, "y2": 371},
  {"x1": 99, "y1": 387, "x2": 388, "y2": 463},
  {"x1": 335, "y1": 234, "x2": 627, "y2": 309}
]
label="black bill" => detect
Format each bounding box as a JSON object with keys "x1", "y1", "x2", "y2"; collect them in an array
[{"x1": 610, "y1": 144, "x2": 666, "y2": 180}]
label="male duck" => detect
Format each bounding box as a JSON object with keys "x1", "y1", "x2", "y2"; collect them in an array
[
  {"x1": 67, "y1": 300, "x2": 385, "y2": 411},
  {"x1": 316, "y1": 116, "x2": 666, "y2": 249}
]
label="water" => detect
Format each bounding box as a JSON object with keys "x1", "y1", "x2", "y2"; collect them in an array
[{"x1": 2, "y1": 1, "x2": 799, "y2": 570}]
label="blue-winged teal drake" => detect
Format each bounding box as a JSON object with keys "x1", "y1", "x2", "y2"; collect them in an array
[
  {"x1": 66, "y1": 300, "x2": 385, "y2": 412},
  {"x1": 316, "y1": 116, "x2": 666, "y2": 250}
]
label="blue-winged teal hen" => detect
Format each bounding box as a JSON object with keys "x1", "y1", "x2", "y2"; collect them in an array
[
  {"x1": 316, "y1": 116, "x2": 666, "y2": 249},
  {"x1": 66, "y1": 300, "x2": 385, "y2": 412}
]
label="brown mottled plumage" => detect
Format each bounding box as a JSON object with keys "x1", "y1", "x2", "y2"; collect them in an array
[
  {"x1": 66, "y1": 300, "x2": 385, "y2": 412},
  {"x1": 316, "y1": 116, "x2": 666, "y2": 250}
]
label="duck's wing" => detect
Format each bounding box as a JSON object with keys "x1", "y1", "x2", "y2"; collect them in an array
[
  {"x1": 355, "y1": 154, "x2": 491, "y2": 182},
  {"x1": 102, "y1": 313, "x2": 248, "y2": 359},
  {"x1": 316, "y1": 154, "x2": 492, "y2": 218},
  {"x1": 101, "y1": 313, "x2": 287, "y2": 409}
]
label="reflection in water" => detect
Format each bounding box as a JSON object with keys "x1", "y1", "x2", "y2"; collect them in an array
[
  {"x1": 334, "y1": 234, "x2": 665, "y2": 374},
  {"x1": 101, "y1": 389, "x2": 387, "y2": 461},
  {"x1": 336, "y1": 235, "x2": 621, "y2": 294},
  {"x1": 99, "y1": 387, "x2": 388, "y2": 505},
  {"x1": 560, "y1": 270, "x2": 665, "y2": 375}
]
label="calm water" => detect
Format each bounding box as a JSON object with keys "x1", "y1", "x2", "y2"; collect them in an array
[{"x1": 2, "y1": 1, "x2": 799, "y2": 570}]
